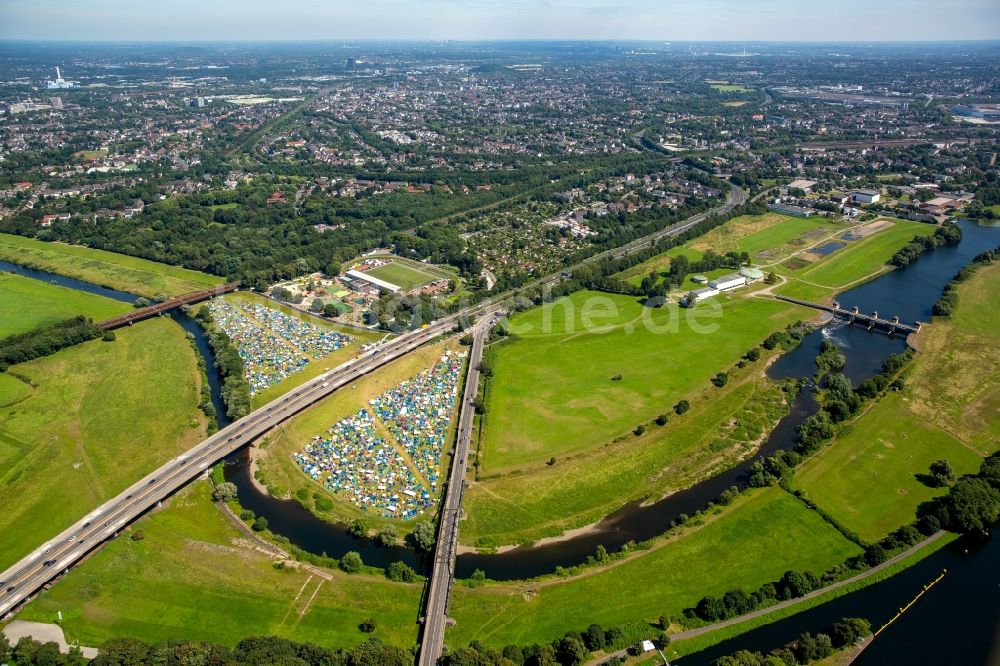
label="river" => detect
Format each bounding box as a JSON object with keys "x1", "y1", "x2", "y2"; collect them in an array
[{"x1": 3, "y1": 219, "x2": 998, "y2": 659}]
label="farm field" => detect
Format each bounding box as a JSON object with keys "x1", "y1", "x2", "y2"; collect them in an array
[
  {"x1": 213, "y1": 291, "x2": 382, "y2": 408},
  {"x1": 255, "y1": 339, "x2": 463, "y2": 529},
  {"x1": 0, "y1": 232, "x2": 224, "y2": 298},
  {"x1": 481, "y1": 290, "x2": 807, "y2": 474},
  {"x1": 19, "y1": 481, "x2": 422, "y2": 651},
  {"x1": 712, "y1": 84, "x2": 753, "y2": 92},
  {"x1": 0, "y1": 318, "x2": 207, "y2": 570},
  {"x1": 363, "y1": 261, "x2": 439, "y2": 290},
  {"x1": 0, "y1": 373, "x2": 32, "y2": 408},
  {"x1": 775, "y1": 219, "x2": 937, "y2": 301},
  {"x1": 792, "y1": 260, "x2": 1000, "y2": 541},
  {"x1": 464, "y1": 368, "x2": 789, "y2": 547},
  {"x1": 0, "y1": 272, "x2": 129, "y2": 338},
  {"x1": 448, "y1": 487, "x2": 861, "y2": 648}
]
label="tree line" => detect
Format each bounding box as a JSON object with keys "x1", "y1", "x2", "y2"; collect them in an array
[
  {"x1": 887, "y1": 222, "x2": 962, "y2": 268},
  {"x1": 0, "y1": 315, "x2": 104, "y2": 372}
]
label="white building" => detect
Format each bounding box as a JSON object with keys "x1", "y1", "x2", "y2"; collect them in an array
[
  {"x1": 345, "y1": 269, "x2": 401, "y2": 294},
  {"x1": 682, "y1": 287, "x2": 719, "y2": 307},
  {"x1": 850, "y1": 189, "x2": 881, "y2": 204},
  {"x1": 709, "y1": 273, "x2": 747, "y2": 291}
]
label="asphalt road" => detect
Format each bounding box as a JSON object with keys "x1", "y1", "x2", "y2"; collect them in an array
[
  {"x1": 0, "y1": 184, "x2": 744, "y2": 623},
  {"x1": 418, "y1": 314, "x2": 496, "y2": 666}
]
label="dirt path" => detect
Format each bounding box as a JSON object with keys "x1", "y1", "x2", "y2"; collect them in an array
[
  {"x1": 585, "y1": 531, "x2": 947, "y2": 665},
  {"x1": 3, "y1": 621, "x2": 99, "y2": 659}
]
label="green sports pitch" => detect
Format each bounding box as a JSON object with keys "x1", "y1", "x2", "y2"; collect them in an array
[{"x1": 363, "y1": 262, "x2": 440, "y2": 290}]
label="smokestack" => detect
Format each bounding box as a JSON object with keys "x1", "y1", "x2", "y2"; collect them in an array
[{"x1": 55, "y1": 67, "x2": 61, "y2": 80}]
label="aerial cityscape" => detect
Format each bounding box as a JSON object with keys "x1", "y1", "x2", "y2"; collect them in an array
[{"x1": 0, "y1": 2, "x2": 998, "y2": 666}]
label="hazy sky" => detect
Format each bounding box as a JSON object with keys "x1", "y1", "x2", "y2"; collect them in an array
[{"x1": 2, "y1": 0, "x2": 998, "y2": 42}]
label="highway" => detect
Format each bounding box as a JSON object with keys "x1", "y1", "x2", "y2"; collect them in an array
[
  {"x1": 0, "y1": 183, "x2": 745, "y2": 623},
  {"x1": 417, "y1": 314, "x2": 496, "y2": 666}
]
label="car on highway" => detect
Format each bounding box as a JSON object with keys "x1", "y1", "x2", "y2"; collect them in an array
[{"x1": 43, "y1": 560, "x2": 56, "y2": 567}]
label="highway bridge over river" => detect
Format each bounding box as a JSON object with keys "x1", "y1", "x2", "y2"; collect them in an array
[{"x1": 0, "y1": 186, "x2": 747, "y2": 662}]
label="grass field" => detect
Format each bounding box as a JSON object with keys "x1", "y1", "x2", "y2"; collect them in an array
[
  {"x1": 0, "y1": 373, "x2": 32, "y2": 408},
  {"x1": 363, "y1": 262, "x2": 439, "y2": 290},
  {"x1": 792, "y1": 260, "x2": 1000, "y2": 541},
  {"x1": 0, "y1": 318, "x2": 207, "y2": 570},
  {"x1": 448, "y1": 487, "x2": 861, "y2": 648},
  {"x1": 712, "y1": 84, "x2": 753, "y2": 93},
  {"x1": 791, "y1": 392, "x2": 983, "y2": 541},
  {"x1": 0, "y1": 272, "x2": 129, "y2": 338},
  {"x1": 18, "y1": 481, "x2": 422, "y2": 651},
  {"x1": 775, "y1": 220, "x2": 937, "y2": 301},
  {"x1": 217, "y1": 292, "x2": 383, "y2": 408},
  {"x1": 256, "y1": 340, "x2": 461, "y2": 528},
  {"x1": 464, "y1": 368, "x2": 789, "y2": 547},
  {"x1": 619, "y1": 213, "x2": 842, "y2": 285},
  {"x1": 481, "y1": 291, "x2": 808, "y2": 473},
  {"x1": 0, "y1": 233, "x2": 224, "y2": 298}
]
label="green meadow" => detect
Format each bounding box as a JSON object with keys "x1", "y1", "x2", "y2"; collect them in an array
[
  {"x1": 0, "y1": 233, "x2": 224, "y2": 298},
  {"x1": 792, "y1": 259, "x2": 1000, "y2": 541},
  {"x1": 482, "y1": 291, "x2": 807, "y2": 473},
  {"x1": 0, "y1": 318, "x2": 207, "y2": 570},
  {"x1": 19, "y1": 481, "x2": 422, "y2": 651},
  {"x1": 0, "y1": 272, "x2": 129, "y2": 338},
  {"x1": 449, "y1": 487, "x2": 861, "y2": 648}
]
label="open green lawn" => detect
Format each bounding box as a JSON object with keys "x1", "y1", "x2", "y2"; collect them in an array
[
  {"x1": 791, "y1": 392, "x2": 983, "y2": 542},
  {"x1": 0, "y1": 318, "x2": 207, "y2": 570},
  {"x1": 0, "y1": 373, "x2": 32, "y2": 408},
  {"x1": 0, "y1": 272, "x2": 129, "y2": 338},
  {"x1": 464, "y1": 368, "x2": 789, "y2": 547},
  {"x1": 0, "y1": 233, "x2": 224, "y2": 298},
  {"x1": 218, "y1": 292, "x2": 383, "y2": 409},
  {"x1": 482, "y1": 291, "x2": 808, "y2": 474},
  {"x1": 363, "y1": 262, "x2": 439, "y2": 290},
  {"x1": 618, "y1": 213, "x2": 841, "y2": 286},
  {"x1": 775, "y1": 220, "x2": 936, "y2": 301},
  {"x1": 712, "y1": 84, "x2": 753, "y2": 93},
  {"x1": 448, "y1": 487, "x2": 861, "y2": 648},
  {"x1": 256, "y1": 340, "x2": 461, "y2": 529},
  {"x1": 792, "y1": 259, "x2": 1000, "y2": 541},
  {"x1": 19, "y1": 481, "x2": 422, "y2": 651}
]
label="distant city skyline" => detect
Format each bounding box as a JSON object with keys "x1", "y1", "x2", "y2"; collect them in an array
[{"x1": 2, "y1": 0, "x2": 999, "y2": 42}]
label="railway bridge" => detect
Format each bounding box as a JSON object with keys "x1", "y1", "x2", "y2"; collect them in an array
[
  {"x1": 98, "y1": 282, "x2": 241, "y2": 330},
  {"x1": 774, "y1": 295, "x2": 921, "y2": 336}
]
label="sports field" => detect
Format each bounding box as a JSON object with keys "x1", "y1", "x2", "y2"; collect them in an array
[
  {"x1": 19, "y1": 481, "x2": 422, "y2": 651},
  {"x1": 448, "y1": 487, "x2": 861, "y2": 648},
  {"x1": 0, "y1": 272, "x2": 129, "y2": 338},
  {"x1": 481, "y1": 291, "x2": 807, "y2": 473},
  {"x1": 792, "y1": 260, "x2": 1000, "y2": 541},
  {"x1": 363, "y1": 262, "x2": 439, "y2": 290},
  {"x1": 255, "y1": 340, "x2": 461, "y2": 528},
  {"x1": 464, "y1": 370, "x2": 789, "y2": 546},
  {"x1": 0, "y1": 233, "x2": 224, "y2": 298},
  {"x1": 0, "y1": 318, "x2": 208, "y2": 570}
]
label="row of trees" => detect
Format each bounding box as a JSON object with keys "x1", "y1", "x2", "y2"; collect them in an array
[
  {"x1": 888, "y1": 222, "x2": 962, "y2": 268},
  {"x1": 446, "y1": 619, "x2": 656, "y2": 666},
  {"x1": 711, "y1": 617, "x2": 871, "y2": 666},
  {"x1": 932, "y1": 245, "x2": 999, "y2": 317},
  {"x1": 0, "y1": 315, "x2": 104, "y2": 372},
  {"x1": 194, "y1": 305, "x2": 251, "y2": 419}
]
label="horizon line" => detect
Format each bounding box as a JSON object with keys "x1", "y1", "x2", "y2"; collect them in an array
[{"x1": 2, "y1": 38, "x2": 999, "y2": 45}]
